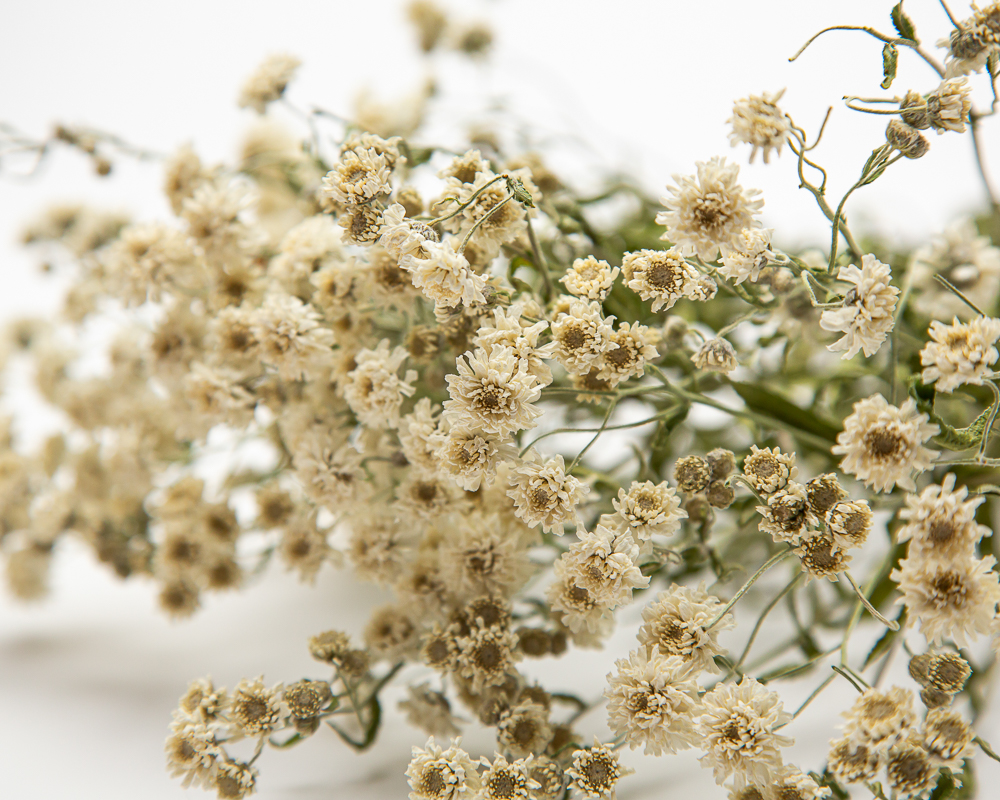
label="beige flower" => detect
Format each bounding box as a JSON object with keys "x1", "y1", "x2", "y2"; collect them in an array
[
  {"x1": 697, "y1": 676, "x2": 792, "y2": 788},
  {"x1": 719, "y1": 227, "x2": 775, "y2": 284},
  {"x1": 896, "y1": 473, "x2": 991, "y2": 562},
  {"x1": 841, "y1": 686, "x2": 916, "y2": 751},
  {"x1": 919, "y1": 316, "x2": 1000, "y2": 392},
  {"x1": 560, "y1": 525, "x2": 649, "y2": 609},
  {"x1": 892, "y1": 553, "x2": 1000, "y2": 646},
  {"x1": 833, "y1": 394, "x2": 938, "y2": 493},
  {"x1": 742, "y1": 445, "x2": 797, "y2": 495},
  {"x1": 406, "y1": 738, "x2": 481, "y2": 800},
  {"x1": 550, "y1": 298, "x2": 615, "y2": 375},
  {"x1": 605, "y1": 648, "x2": 701, "y2": 755},
  {"x1": 238, "y1": 53, "x2": 300, "y2": 113},
  {"x1": 656, "y1": 157, "x2": 763, "y2": 261},
  {"x1": 621, "y1": 249, "x2": 704, "y2": 312},
  {"x1": 611, "y1": 480, "x2": 687, "y2": 540},
  {"x1": 567, "y1": 738, "x2": 633, "y2": 800},
  {"x1": 342, "y1": 339, "x2": 417, "y2": 429},
  {"x1": 637, "y1": 583, "x2": 734, "y2": 673},
  {"x1": 444, "y1": 345, "x2": 542, "y2": 438},
  {"x1": 507, "y1": 454, "x2": 587, "y2": 534},
  {"x1": 560, "y1": 256, "x2": 620, "y2": 301},
  {"x1": 819, "y1": 254, "x2": 899, "y2": 358},
  {"x1": 728, "y1": 90, "x2": 790, "y2": 164}
]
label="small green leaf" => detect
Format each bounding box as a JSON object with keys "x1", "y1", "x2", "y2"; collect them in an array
[
  {"x1": 269, "y1": 732, "x2": 304, "y2": 749},
  {"x1": 881, "y1": 43, "x2": 899, "y2": 90},
  {"x1": 933, "y1": 406, "x2": 992, "y2": 451},
  {"x1": 891, "y1": 2, "x2": 918, "y2": 42}
]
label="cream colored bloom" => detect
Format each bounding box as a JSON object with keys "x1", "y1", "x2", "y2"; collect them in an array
[
  {"x1": 920, "y1": 316, "x2": 1000, "y2": 392},
  {"x1": 637, "y1": 583, "x2": 734, "y2": 673},
  {"x1": 757, "y1": 481, "x2": 815, "y2": 545},
  {"x1": 567, "y1": 738, "x2": 632, "y2": 800},
  {"x1": 692, "y1": 337, "x2": 738, "y2": 374},
  {"x1": 605, "y1": 648, "x2": 701, "y2": 755},
  {"x1": 560, "y1": 256, "x2": 620, "y2": 301},
  {"x1": 719, "y1": 227, "x2": 775, "y2": 285},
  {"x1": 322, "y1": 147, "x2": 392, "y2": 207},
  {"x1": 475, "y1": 305, "x2": 556, "y2": 385},
  {"x1": 598, "y1": 322, "x2": 659, "y2": 386},
  {"x1": 399, "y1": 684, "x2": 461, "y2": 740},
  {"x1": 833, "y1": 394, "x2": 938, "y2": 493},
  {"x1": 507, "y1": 454, "x2": 587, "y2": 534},
  {"x1": 922, "y1": 707, "x2": 975, "y2": 771},
  {"x1": 477, "y1": 754, "x2": 540, "y2": 800},
  {"x1": 728, "y1": 90, "x2": 790, "y2": 164},
  {"x1": 897, "y1": 473, "x2": 990, "y2": 562},
  {"x1": 402, "y1": 240, "x2": 487, "y2": 310},
  {"x1": 892, "y1": 553, "x2": 1000, "y2": 646},
  {"x1": 560, "y1": 525, "x2": 648, "y2": 608},
  {"x1": 252, "y1": 293, "x2": 334, "y2": 381},
  {"x1": 379, "y1": 203, "x2": 438, "y2": 259},
  {"x1": 910, "y1": 219, "x2": 1000, "y2": 319},
  {"x1": 434, "y1": 424, "x2": 518, "y2": 491},
  {"x1": 697, "y1": 676, "x2": 792, "y2": 788},
  {"x1": 550, "y1": 298, "x2": 615, "y2": 375},
  {"x1": 819, "y1": 254, "x2": 899, "y2": 358},
  {"x1": 444, "y1": 345, "x2": 542, "y2": 437},
  {"x1": 825, "y1": 499, "x2": 873, "y2": 551},
  {"x1": 841, "y1": 686, "x2": 915, "y2": 751},
  {"x1": 398, "y1": 397, "x2": 443, "y2": 476},
  {"x1": 238, "y1": 53, "x2": 300, "y2": 113},
  {"x1": 454, "y1": 624, "x2": 520, "y2": 693},
  {"x1": 621, "y1": 249, "x2": 704, "y2": 312},
  {"x1": 926, "y1": 77, "x2": 973, "y2": 133},
  {"x1": 342, "y1": 340, "x2": 417, "y2": 429},
  {"x1": 612, "y1": 480, "x2": 686, "y2": 540},
  {"x1": 406, "y1": 738, "x2": 481, "y2": 800},
  {"x1": 226, "y1": 676, "x2": 285, "y2": 738},
  {"x1": 656, "y1": 157, "x2": 763, "y2": 261},
  {"x1": 742, "y1": 445, "x2": 797, "y2": 495},
  {"x1": 769, "y1": 766, "x2": 832, "y2": 800}
]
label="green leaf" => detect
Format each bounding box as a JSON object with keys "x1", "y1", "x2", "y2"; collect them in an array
[
  {"x1": 891, "y1": 2, "x2": 918, "y2": 42},
  {"x1": 933, "y1": 406, "x2": 992, "y2": 451},
  {"x1": 269, "y1": 732, "x2": 304, "y2": 749},
  {"x1": 730, "y1": 382, "x2": 841, "y2": 443},
  {"x1": 862, "y1": 608, "x2": 906, "y2": 668},
  {"x1": 881, "y1": 43, "x2": 899, "y2": 90}
]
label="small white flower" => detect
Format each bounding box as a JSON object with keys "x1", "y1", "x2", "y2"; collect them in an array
[
  {"x1": 820, "y1": 254, "x2": 899, "y2": 358},
  {"x1": 728, "y1": 90, "x2": 790, "y2": 164},
  {"x1": 920, "y1": 316, "x2": 1000, "y2": 392}
]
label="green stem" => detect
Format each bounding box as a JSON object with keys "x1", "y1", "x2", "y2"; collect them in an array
[
  {"x1": 736, "y1": 574, "x2": 802, "y2": 669},
  {"x1": 706, "y1": 547, "x2": 796, "y2": 631}
]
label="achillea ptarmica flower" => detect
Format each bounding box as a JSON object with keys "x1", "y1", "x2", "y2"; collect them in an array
[
  {"x1": 833, "y1": 394, "x2": 938, "y2": 493},
  {"x1": 637, "y1": 582, "x2": 734, "y2": 673},
  {"x1": 795, "y1": 531, "x2": 851, "y2": 582},
  {"x1": 567, "y1": 738, "x2": 632, "y2": 799},
  {"x1": 896, "y1": 474, "x2": 991, "y2": 562},
  {"x1": 546, "y1": 559, "x2": 609, "y2": 635},
  {"x1": 226, "y1": 676, "x2": 285, "y2": 738},
  {"x1": 692, "y1": 337, "x2": 738, "y2": 374},
  {"x1": 757, "y1": 481, "x2": 814, "y2": 545},
  {"x1": 550, "y1": 298, "x2": 615, "y2": 375},
  {"x1": 561, "y1": 525, "x2": 649, "y2": 608},
  {"x1": 819, "y1": 254, "x2": 899, "y2": 359},
  {"x1": 697, "y1": 676, "x2": 792, "y2": 788},
  {"x1": 909, "y1": 219, "x2": 1000, "y2": 319},
  {"x1": 251, "y1": 293, "x2": 335, "y2": 381},
  {"x1": 475, "y1": 305, "x2": 557, "y2": 385},
  {"x1": 406, "y1": 738, "x2": 481, "y2": 800},
  {"x1": 527, "y1": 757, "x2": 566, "y2": 800},
  {"x1": 379, "y1": 202, "x2": 439, "y2": 260},
  {"x1": 910, "y1": 652, "x2": 972, "y2": 696},
  {"x1": 213, "y1": 759, "x2": 258, "y2": 800},
  {"x1": 322, "y1": 147, "x2": 392, "y2": 207},
  {"x1": 891, "y1": 553, "x2": 1000, "y2": 646},
  {"x1": 612, "y1": 479, "x2": 687, "y2": 540},
  {"x1": 728, "y1": 90, "x2": 790, "y2": 164},
  {"x1": 604, "y1": 648, "x2": 701, "y2": 755},
  {"x1": 742, "y1": 445, "x2": 797, "y2": 495},
  {"x1": 719, "y1": 227, "x2": 775, "y2": 285},
  {"x1": 365, "y1": 602, "x2": 421, "y2": 661},
  {"x1": 885, "y1": 740, "x2": 938, "y2": 800},
  {"x1": 598, "y1": 321, "x2": 658, "y2": 386},
  {"x1": 886, "y1": 119, "x2": 930, "y2": 159},
  {"x1": 827, "y1": 736, "x2": 881, "y2": 784},
  {"x1": 805, "y1": 473, "x2": 848, "y2": 517},
  {"x1": 673, "y1": 455, "x2": 713, "y2": 494},
  {"x1": 825, "y1": 499, "x2": 873, "y2": 551},
  {"x1": 925, "y1": 78, "x2": 973, "y2": 134},
  {"x1": 284, "y1": 679, "x2": 333, "y2": 720},
  {"x1": 506, "y1": 454, "x2": 587, "y2": 534},
  {"x1": 238, "y1": 53, "x2": 301, "y2": 113},
  {"x1": 477, "y1": 754, "x2": 540, "y2": 800},
  {"x1": 343, "y1": 339, "x2": 417, "y2": 429},
  {"x1": 339, "y1": 202, "x2": 384, "y2": 245},
  {"x1": 307, "y1": 629, "x2": 352, "y2": 664},
  {"x1": 443, "y1": 512, "x2": 534, "y2": 598},
  {"x1": 399, "y1": 684, "x2": 461, "y2": 739},
  {"x1": 769, "y1": 765, "x2": 833, "y2": 800},
  {"x1": 434, "y1": 424, "x2": 518, "y2": 491},
  {"x1": 560, "y1": 256, "x2": 620, "y2": 301},
  {"x1": 921, "y1": 707, "x2": 975, "y2": 769},
  {"x1": 402, "y1": 240, "x2": 487, "y2": 310},
  {"x1": 842, "y1": 686, "x2": 916, "y2": 751},
  {"x1": 919, "y1": 316, "x2": 1000, "y2": 392},
  {"x1": 621, "y1": 249, "x2": 704, "y2": 312},
  {"x1": 443, "y1": 345, "x2": 542, "y2": 438},
  {"x1": 165, "y1": 718, "x2": 220, "y2": 789},
  {"x1": 656, "y1": 157, "x2": 764, "y2": 261},
  {"x1": 497, "y1": 701, "x2": 553, "y2": 758},
  {"x1": 454, "y1": 624, "x2": 520, "y2": 693}
]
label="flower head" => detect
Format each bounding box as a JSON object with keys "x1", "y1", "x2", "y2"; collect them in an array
[
  {"x1": 728, "y1": 90, "x2": 790, "y2": 164},
  {"x1": 833, "y1": 394, "x2": 938, "y2": 493},
  {"x1": 819, "y1": 254, "x2": 899, "y2": 358}
]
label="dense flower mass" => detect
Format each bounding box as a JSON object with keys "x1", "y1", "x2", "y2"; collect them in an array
[{"x1": 4, "y1": 6, "x2": 1000, "y2": 800}]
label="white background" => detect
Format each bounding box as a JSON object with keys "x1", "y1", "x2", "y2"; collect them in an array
[{"x1": 2, "y1": 1, "x2": 1000, "y2": 798}]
